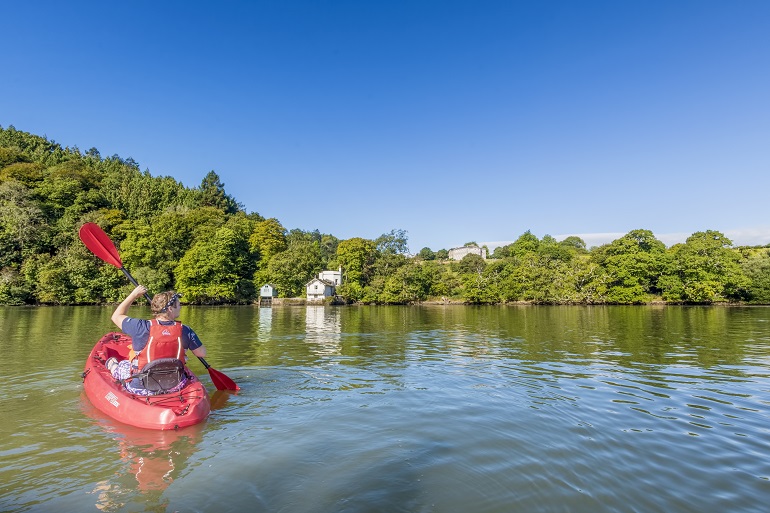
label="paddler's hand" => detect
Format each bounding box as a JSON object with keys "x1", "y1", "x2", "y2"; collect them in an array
[
  {"x1": 112, "y1": 285, "x2": 148, "y2": 328},
  {"x1": 129, "y1": 285, "x2": 147, "y2": 300}
]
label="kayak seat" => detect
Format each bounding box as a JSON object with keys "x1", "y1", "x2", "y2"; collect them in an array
[{"x1": 129, "y1": 358, "x2": 186, "y2": 394}]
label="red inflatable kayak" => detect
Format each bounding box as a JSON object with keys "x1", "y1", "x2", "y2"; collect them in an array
[{"x1": 82, "y1": 332, "x2": 211, "y2": 430}]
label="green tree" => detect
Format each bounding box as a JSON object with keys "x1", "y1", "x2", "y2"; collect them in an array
[
  {"x1": 560, "y1": 236, "x2": 587, "y2": 253},
  {"x1": 198, "y1": 170, "x2": 239, "y2": 214},
  {"x1": 453, "y1": 254, "x2": 490, "y2": 303},
  {"x1": 101, "y1": 166, "x2": 196, "y2": 220},
  {"x1": 249, "y1": 218, "x2": 288, "y2": 264},
  {"x1": 67, "y1": 243, "x2": 126, "y2": 303},
  {"x1": 660, "y1": 230, "x2": 749, "y2": 302},
  {"x1": 0, "y1": 146, "x2": 28, "y2": 168},
  {"x1": 0, "y1": 162, "x2": 45, "y2": 186},
  {"x1": 591, "y1": 229, "x2": 666, "y2": 303},
  {"x1": 34, "y1": 253, "x2": 72, "y2": 303},
  {"x1": 421, "y1": 260, "x2": 452, "y2": 297},
  {"x1": 379, "y1": 261, "x2": 435, "y2": 303},
  {"x1": 35, "y1": 160, "x2": 101, "y2": 221},
  {"x1": 0, "y1": 267, "x2": 32, "y2": 305},
  {"x1": 510, "y1": 231, "x2": 540, "y2": 256},
  {"x1": 376, "y1": 229, "x2": 409, "y2": 255},
  {"x1": 319, "y1": 234, "x2": 340, "y2": 266},
  {"x1": 487, "y1": 232, "x2": 588, "y2": 304},
  {"x1": 740, "y1": 251, "x2": 770, "y2": 303},
  {"x1": 263, "y1": 240, "x2": 323, "y2": 297},
  {"x1": 119, "y1": 211, "x2": 197, "y2": 292},
  {"x1": 0, "y1": 125, "x2": 69, "y2": 166},
  {"x1": 337, "y1": 237, "x2": 377, "y2": 287},
  {"x1": 175, "y1": 225, "x2": 254, "y2": 303},
  {"x1": 30, "y1": 243, "x2": 123, "y2": 304},
  {"x1": 181, "y1": 206, "x2": 229, "y2": 246},
  {"x1": 0, "y1": 180, "x2": 46, "y2": 267},
  {"x1": 418, "y1": 247, "x2": 436, "y2": 260},
  {"x1": 372, "y1": 251, "x2": 409, "y2": 280},
  {"x1": 453, "y1": 253, "x2": 487, "y2": 275}
]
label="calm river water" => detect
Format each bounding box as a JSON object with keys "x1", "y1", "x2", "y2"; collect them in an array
[{"x1": 0, "y1": 305, "x2": 768, "y2": 512}]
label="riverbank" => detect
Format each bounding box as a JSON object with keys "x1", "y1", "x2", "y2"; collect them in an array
[{"x1": 262, "y1": 297, "x2": 761, "y2": 307}]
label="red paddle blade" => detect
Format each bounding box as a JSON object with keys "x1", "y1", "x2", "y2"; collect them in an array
[
  {"x1": 79, "y1": 223, "x2": 124, "y2": 268},
  {"x1": 208, "y1": 367, "x2": 240, "y2": 391}
]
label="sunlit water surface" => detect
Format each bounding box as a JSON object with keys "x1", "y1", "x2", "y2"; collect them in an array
[{"x1": 1, "y1": 305, "x2": 768, "y2": 512}]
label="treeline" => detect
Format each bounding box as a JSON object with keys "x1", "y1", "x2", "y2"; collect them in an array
[{"x1": 2, "y1": 126, "x2": 769, "y2": 305}]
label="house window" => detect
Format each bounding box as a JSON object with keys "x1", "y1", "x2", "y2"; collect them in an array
[{"x1": 314, "y1": 285, "x2": 318, "y2": 290}]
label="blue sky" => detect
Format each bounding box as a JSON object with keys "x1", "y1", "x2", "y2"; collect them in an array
[{"x1": 2, "y1": 1, "x2": 769, "y2": 251}]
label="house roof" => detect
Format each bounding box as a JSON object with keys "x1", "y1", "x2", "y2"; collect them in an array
[
  {"x1": 449, "y1": 245, "x2": 481, "y2": 251},
  {"x1": 306, "y1": 277, "x2": 335, "y2": 287}
]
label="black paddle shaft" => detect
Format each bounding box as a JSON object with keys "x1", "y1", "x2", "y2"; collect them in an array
[{"x1": 120, "y1": 267, "x2": 153, "y2": 304}]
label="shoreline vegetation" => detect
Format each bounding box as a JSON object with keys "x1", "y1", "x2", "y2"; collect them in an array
[
  {"x1": 255, "y1": 298, "x2": 766, "y2": 307},
  {"x1": 12, "y1": 299, "x2": 764, "y2": 307},
  {"x1": 2, "y1": 125, "x2": 770, "y2": 307}
]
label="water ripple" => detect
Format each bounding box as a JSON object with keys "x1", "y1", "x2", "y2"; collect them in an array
[{"x1": 3, "y1": 305, "x2": 770, "y2": 512}]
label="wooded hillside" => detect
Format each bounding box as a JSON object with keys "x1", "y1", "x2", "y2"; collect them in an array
[{"x1": 2, "y1": 126, "x2": 769, "y2": 305}]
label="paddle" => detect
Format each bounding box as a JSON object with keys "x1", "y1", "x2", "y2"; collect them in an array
[{"x1": 79, "y1": 222, "x2": 239, "y2": 391}]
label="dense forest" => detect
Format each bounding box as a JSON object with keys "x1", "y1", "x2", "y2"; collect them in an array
[{"x1": 2, "y1": 125, "x2": 769, "y2": 306}]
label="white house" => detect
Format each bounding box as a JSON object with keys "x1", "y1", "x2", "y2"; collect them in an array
[
  {"x1": 260, "y1": 284, "x2": 278, "y2": 298},
  {"x1": 306, "y1": 267, "x2": 343, "y2": 301},
  {"x1": 448, "y1": 245, "x2": 487, "y2": 260},
  {"x1": 306, "y1": 277, "x2": 335, "y2": 301},
  {"x1": 318, "y1": 267, "x2": 342, "y2": 286}
]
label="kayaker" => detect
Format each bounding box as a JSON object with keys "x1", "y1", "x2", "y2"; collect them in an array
[{"x1": 106, "y1": 284, "x2": 208, "y2": 394}]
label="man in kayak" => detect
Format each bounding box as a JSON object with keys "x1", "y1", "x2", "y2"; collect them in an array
[{"x1": 106, "y1": 284, "x2": 208, "y2": 395}]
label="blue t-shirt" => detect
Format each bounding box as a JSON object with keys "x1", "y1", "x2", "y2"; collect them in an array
[{"x1": 121, "y1": 317, "x2": 203, "y2": 356}]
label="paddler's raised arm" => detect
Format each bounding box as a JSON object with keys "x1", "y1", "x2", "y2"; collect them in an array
[{"x1": 111, "y1": 285, "x2": 147, "y2": 329}]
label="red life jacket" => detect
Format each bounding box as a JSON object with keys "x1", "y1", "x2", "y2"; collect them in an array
[{"x1": 136, "y1": 320, "x2": 184, "y2": 370}]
